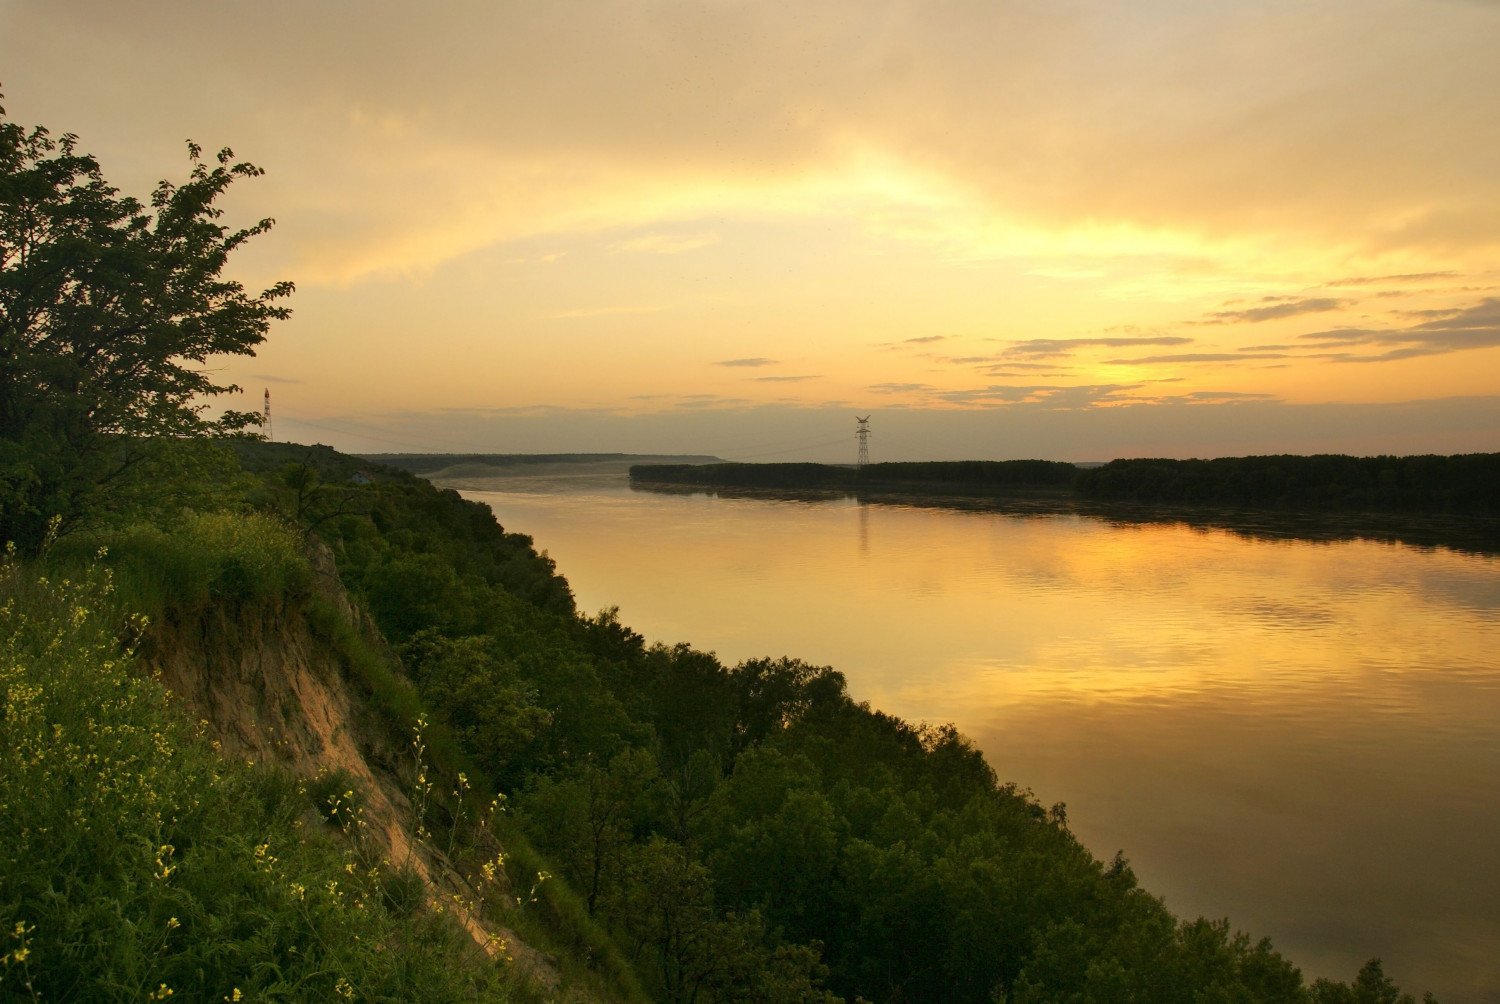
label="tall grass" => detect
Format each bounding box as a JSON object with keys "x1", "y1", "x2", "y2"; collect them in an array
[{"x1": 49, "y1": 510, "x2": 312, "y2": 619}]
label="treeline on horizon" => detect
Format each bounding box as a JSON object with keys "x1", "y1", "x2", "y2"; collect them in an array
[
  {"x1": 632, "y1": 453, "x2": 1500, "y2": 514},
  {"x1": 1076, "y1": 453, "x2": 1500, "y2": 512}
]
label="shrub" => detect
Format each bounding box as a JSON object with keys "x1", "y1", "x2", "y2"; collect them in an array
[
  {"x1": 379, "y1": 862, "x2": 429, "y2": 918},
  {"x1": 306, "y1": 766, "x2": 365, "y2": 827}
]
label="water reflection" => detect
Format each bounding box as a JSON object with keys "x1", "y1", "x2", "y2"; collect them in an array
[
  {"x1": 987, "y1": 686, "x2": 1500, "y2": 1000},
  {"x1": 458, "y1": 476, "x2": 1500, "y2": 1002},
  {"x1": 630, "y1": 480, "x2": 1500, "y2": 557}
]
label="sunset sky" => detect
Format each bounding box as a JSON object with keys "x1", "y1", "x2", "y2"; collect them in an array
[{"x1": 4, "y1": 0, "x2": 1499, "y2": 461}]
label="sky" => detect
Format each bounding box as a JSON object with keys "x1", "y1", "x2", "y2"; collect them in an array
[{"x1": 4, "y1": 0, "x2": 1500, "y2": 461}]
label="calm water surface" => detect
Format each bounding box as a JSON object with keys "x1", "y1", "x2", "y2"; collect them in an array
[{"x1": 459, "y1": 476, "x2": 1500, "y2": 1002}]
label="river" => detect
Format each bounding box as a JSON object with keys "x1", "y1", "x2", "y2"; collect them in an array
[{"x1": 454, "y1": 473, "x2": 1500, "y2": 1002}]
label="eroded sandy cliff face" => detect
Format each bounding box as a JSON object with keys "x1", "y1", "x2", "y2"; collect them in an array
[
  {"x1": 137, "y1": 547, "x2": 549, "y2": 979},
  {"x1": 143, "y1": 559, "x2": 420, "y2": 859}
]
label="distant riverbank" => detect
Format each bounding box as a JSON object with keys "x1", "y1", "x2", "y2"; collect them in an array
[
  {"x1": 632, "y1": 454, "x2": 1500, "y2": 514},
  {"x1": 629, "y1": 455, "x2": 1500, "y2": 556}
]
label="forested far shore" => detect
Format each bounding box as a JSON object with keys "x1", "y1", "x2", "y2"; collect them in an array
[{"x1": 631, "y1": 453, "x2": 1500, "y2": 514}]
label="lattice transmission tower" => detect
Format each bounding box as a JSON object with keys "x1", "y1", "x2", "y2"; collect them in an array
[{"x1": 855, "y1": 415, "x2": 870, "y2": 469}]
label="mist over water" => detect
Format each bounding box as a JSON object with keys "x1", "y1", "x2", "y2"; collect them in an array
[{"x1": 460, "y1": 475, "x2": 1500, "y2": 1002}]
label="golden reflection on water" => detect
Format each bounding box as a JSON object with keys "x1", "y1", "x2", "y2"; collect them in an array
[{"x1": 462, "y1": 481, "x2": 1500, "y2": 1002}]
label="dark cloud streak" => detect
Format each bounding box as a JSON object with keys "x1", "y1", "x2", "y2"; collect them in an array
[
  {"x1": 1298, "y1": 296, "x2": 1500, "y2": 362},
  {"x1": 1003, "y1": 336, "x2": 1194, "y2": 359},
  {"x1": 1202, "y1": 298, "x2": 1349, "y2": 324},
  {"x1": 1103, "y1": 352, "x2": 1290, "y2": 365},
  {"x1": 1326, "y1": 271, "x2": 1458, "y2": 286}
]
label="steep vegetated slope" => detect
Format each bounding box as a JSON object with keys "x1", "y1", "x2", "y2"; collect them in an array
[
  {"x1": 227, "y1": 443, "x2": 1432, "y2": 1003},
  {"x1": 136, "y1": 539, "x2": 540, "y2": 965},
  {"x1": 0, "y1": 521, "x2": 538, "y2": 1000},
  {"x1": 2, "y1": 440, "x2": 1439, "y2": 1002}
]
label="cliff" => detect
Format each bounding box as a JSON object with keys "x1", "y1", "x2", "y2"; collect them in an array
[{"x1": 137, "y1": 542, "x2": 556, "y2": 988}]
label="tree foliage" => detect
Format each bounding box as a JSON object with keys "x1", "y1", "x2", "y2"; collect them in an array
[
  {"x1": 0, "y1": 97, "x2": 292, "y2": 552},
  {"x1": 1076, "y1": 454, "x2": 1500, "y2": 513}
]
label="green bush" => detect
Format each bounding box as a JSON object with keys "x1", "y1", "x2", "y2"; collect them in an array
[
  {"x1": 378, "y1": 862, "x2": 429, "y2": 918},
  {"x1": 306, "y1": 766, "x2": 366, "y2": 827}
]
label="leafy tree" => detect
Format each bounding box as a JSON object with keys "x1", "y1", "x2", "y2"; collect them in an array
[
  {"x1": 612, "y1": 837, "x2": 836, "y2": 1004},
  {"x1": 729, "y1": 657, "x2": 847, "y2": 757},
  {"x1": 1312, "y1": 959, "x2": 1438, "y2": 1004},
  {"x1": 363, "y1": 551, "x2": 475, "y2": 639},
  {"x1": 697, "y1": 748, "x2": 841, "y2": 945},
  {"x1": 273, "y1": 457, "x2": 367, "y2": 540},
  {"x1": 613, "y1": 837, "x2": 732, "y2": 1003},
  {"x1": 0, "y1": 97, "x2": 292, "y2": 553},
  {"x1": 400, "y1": 630, "x2": 552, "y2": 779},
  {"x1": 521, "y1": 748, "x2": 661, "y2": 915},
  {"x1": 659, "y1": 747, "x2": 722, "y2": 845}
]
